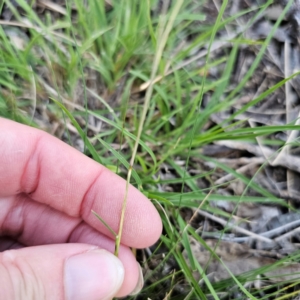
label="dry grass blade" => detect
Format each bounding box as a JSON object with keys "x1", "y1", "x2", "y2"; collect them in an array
[
  {"x1": 114, "y1": 0, "x2": 185, "y2": 256},
  {"x1": 197, "y1": 210, "x2": 273, "y2": 243},
  {"x1": 38, "y1": 0, "x2": 67, "y2": 15}
]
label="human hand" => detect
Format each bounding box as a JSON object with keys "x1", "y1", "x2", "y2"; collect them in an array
[{"x1": 0, "y1": 117, "x2": 162, "y2": 300}]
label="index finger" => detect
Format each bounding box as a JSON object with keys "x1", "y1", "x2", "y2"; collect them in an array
[{"x1": 0, "y1": 118, "x2": 162, "y2": 248}]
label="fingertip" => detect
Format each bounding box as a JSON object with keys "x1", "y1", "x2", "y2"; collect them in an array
[
  {"x1": 127, "y1": 189, "x2": 163, "y2": 248},
  {"x1": 84, "y1": 173, "x2": 162, "y2": 249},
  {"x1": 65, "y1": 249, "x2": 124, "y2": 300},
  {"x1": 129, "y1": 263, "x2": 144, "y2": 296}
]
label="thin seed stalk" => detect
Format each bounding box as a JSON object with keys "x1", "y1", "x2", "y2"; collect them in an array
[
  {"x1": 114, "y1": 0, "x2": 184, "y2": 257},
  {"x1": 114, "y1": 166, "x2": 132, "y2": 256}
]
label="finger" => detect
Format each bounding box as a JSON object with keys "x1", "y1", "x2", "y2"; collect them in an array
[
  {"x1": 0, "y1": 244, "x2": 140, "y2": 299},
  {"x1": 0, "y1": 118, "x2": 162, "y2": 248},
  {"x1": 0, "y1": 237, "x2": 23, "y2": 251},
  {"x1": 69, "y1": 226, "x2": 143, "y2": 297},
  {"x1": 1, "y1": 195, "x2": 80, "y2": 246},
  {"x1": 1, "y1": 195, "x2": 141, "y2": 296}
]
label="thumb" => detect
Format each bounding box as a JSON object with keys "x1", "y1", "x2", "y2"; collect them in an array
[{"x1": 0, "y1": 244, "x2": 124, "y2": 300}]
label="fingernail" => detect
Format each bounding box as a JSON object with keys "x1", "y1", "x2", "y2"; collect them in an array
[
  {"x1": 129, "y1": 263, "x2": 144, "y2": 296},
  {"x1": 65, "y1": 249, "x2": 124, "y2": 300}
]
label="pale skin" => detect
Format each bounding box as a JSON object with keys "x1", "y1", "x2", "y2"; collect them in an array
[{"x1": 0, "y1": 117, "x2": 162, "y2": 299}]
